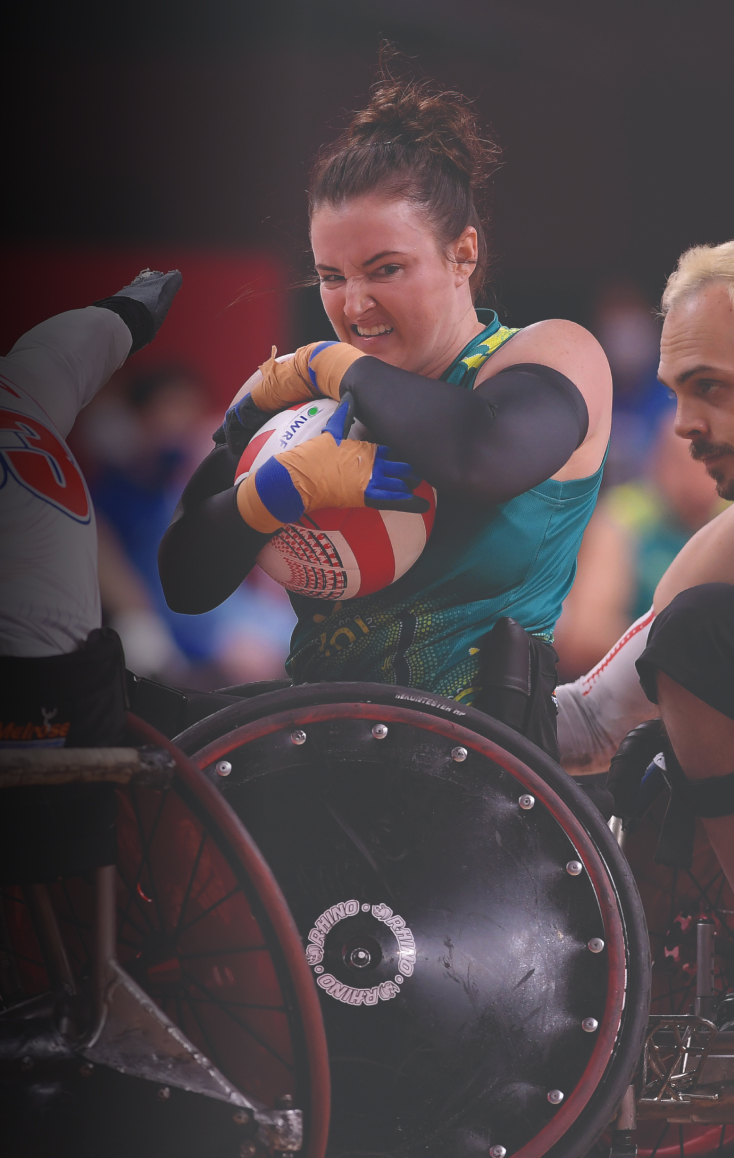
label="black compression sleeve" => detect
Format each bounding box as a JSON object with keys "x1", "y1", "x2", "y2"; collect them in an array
[
  {"x1": 93, "y1": 297, "x2": 155, "y2": 355},
  {"x1": 340, "y1": 358, "x2": 590, "y2": 505},
  {"x1": 158, "y1": 445, "x2": 273, "y2": 614}
]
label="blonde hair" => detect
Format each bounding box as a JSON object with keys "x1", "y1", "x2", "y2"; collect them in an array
[{"x1": 661, "y1": 239, "x2": 734, "y2": 315}]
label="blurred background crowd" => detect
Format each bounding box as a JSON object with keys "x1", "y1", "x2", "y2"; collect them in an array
[{"x1": 3, "y1": 0, "x2": 734, "y2": 691}]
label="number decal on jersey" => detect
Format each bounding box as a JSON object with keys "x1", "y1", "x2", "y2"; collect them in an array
[{"x1": 0, "y1": 407, "x2": 91, "y2": 522}]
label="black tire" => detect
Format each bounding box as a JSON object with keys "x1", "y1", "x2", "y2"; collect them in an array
[{"x1": 176, "y1": 682, "x2": 651, "y2": 1158}]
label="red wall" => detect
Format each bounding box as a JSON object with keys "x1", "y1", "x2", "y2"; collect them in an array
[{"x1": 1, "y1": 246, "x2": 289, "y2": 409}]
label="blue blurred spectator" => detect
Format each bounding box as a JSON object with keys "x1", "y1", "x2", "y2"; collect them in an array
[
  {"x1": 78, "y1": 366, "x2": 296, "y2": 687},
  {"x1": 593, "y1": 279, "x2": 672, "y2": 487}
]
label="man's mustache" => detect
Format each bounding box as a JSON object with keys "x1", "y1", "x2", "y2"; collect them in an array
[{"x1": 689, "y1": 439, "x2": 734, "y2": 461}]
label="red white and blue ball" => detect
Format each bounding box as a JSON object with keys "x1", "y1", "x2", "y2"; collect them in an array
[{"x1": 235, "y1": 399, "x2": 436, "y2": 600}]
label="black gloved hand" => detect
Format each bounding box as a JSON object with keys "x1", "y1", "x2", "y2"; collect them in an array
[
  {"x1": 213, "y1": 392, "x2": 273, "y2": 455},
  {"x1": 606, "y1": 718, "x2": 665, "y2": 824},
  {"x1": 94, "y1": 268, "x2": 182, "y2": 355}
]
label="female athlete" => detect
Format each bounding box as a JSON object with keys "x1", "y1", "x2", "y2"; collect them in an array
[{"x1": 159, "y1": 70, "x2": 612, "y2": 760}]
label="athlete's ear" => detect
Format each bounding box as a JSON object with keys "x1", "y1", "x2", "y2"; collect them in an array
[{"x1": 447, "y1": 226, "x2": 478, "y2": 287}]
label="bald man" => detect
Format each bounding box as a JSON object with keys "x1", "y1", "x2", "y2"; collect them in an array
[{"x1": 557, "y1": 239, "x2": 734, "y2": 887}]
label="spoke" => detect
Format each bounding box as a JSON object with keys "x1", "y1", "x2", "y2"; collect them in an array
[
  {"x1": 177, "y1": 886, "x2": 241, "y2": 934},
  {"x1": 652, "y1": 981, "x2": 701, "y2": 1002},
  {"x1": 650, "y1": 1122, "x2": 670, "y2": 1158},
  {"x1": 0, "y1": 892, "x2": 27, "y2": 909},
  {"x1": 686, "y1": 868, "x2": 734, "y2": 946},
  {"x1": 181, "y1": 966, "x2": 293, "y2": 1071},
  {"x1": 7, "y1": 948, "x2": 47, "y2": 969},
  {"x1": 178, "y1": 945, "x2": 268, "y2": 961},
  {"x1": 117, "y1": 787, "x2": 169, "y2": 941},
  {"x1": 179, "y1": 984, "x2": 225, "y2": 1075},
  {"x1": 58, "y1": 879, "x2": 92, "y2": 975},
  {"x1": 172, "y1": 829, "x2": 208, "y2": 940},
  {"x1": 669, "y1": 867, "x2": 678, "y2": 931},
  {"x1": 113, "y1": 893, "x2": 151, "y2": 945}
]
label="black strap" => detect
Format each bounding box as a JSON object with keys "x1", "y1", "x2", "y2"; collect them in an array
[
  {"x1": 94, "y1": 296, "x2": 155, "y2": 355},
  {"x1": 654, "y1": 747, "x2": 734, "y2": 869}
]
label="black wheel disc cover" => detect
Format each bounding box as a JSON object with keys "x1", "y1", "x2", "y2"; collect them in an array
[{"x1": 177, "y1": 683, "x2": 650, "y2": 1158}]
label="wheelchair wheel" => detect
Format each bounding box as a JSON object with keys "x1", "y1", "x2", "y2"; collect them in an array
[
  {"x1": 623, "y1": 806, "x2": 734, "y2": 1158},
  {"x1": 0, "y1": 714, "x2": 330, "y2": 1158},
  {"x1": 176, "y1": 682, "x2": 650, "y2": 1158}
]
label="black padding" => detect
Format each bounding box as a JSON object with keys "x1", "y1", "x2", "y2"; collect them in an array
[
  {"x1": 473, "y1": 616, "x2": 560, "y2": 760},
  {"x1": 158, "y1": 444, "x2": 273, "y2": 613},
  {"x1": 606, "y1": 719, "x2": 666, "y2": 824},
  {"x1": 690, "y1": 770, "x2": 734, "y2": 816},
  {"x1": 341, "y1": 357, "x2": 589, "y2": 504},
  {"x1": 636, "y1": 582, "x2": 734, "y2": 719},
  {"x1": 94, "y1": 296, "x2": 154, "y2": 355}
]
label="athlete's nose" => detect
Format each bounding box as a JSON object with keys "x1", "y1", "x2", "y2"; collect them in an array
[
  {"x1": 674, "y1": 397, "x2": 709, "y2": 441},
  {"x1": 343, "y1": 276, "x2": 376, "y2": 322}
]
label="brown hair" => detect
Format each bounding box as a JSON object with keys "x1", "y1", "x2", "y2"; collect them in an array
[{"x1": 309, "y1": 52, "x2": 501, "y2": 300}]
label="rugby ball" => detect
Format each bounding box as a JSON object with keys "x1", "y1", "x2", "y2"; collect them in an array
[{"x1": 235, "y1": 399, "x2": 436, "y2": 600}]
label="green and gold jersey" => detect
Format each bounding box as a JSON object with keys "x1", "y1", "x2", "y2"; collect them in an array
[{"x1": 286, "y1": 310, "x2": 604, "y2": 705}]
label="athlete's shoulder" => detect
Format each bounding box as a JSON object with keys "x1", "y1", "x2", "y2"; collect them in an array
[
  {"x1": 482, "y1": 318, "x2": 607, "y2": 372},
  {"x1": 477, "y1": 317, "x2": 611, "y2": 424}
]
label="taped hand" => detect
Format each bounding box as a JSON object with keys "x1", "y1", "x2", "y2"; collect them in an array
[
  {"x1": 236, "y1": 393, "x2": 429, "y2": 533},
  {"x1": 246, "y1": 341, "x2": 365, "y2": 414}
]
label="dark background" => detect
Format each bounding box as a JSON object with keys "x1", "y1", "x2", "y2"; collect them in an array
[{"x1": 4, "y1": 0, "x2": 734, "y2": 364}]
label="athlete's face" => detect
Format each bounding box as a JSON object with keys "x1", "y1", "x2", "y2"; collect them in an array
[
  {"x1": 310, "y1": 193, "x2": 480, "y2": 378},
  {"x1": 658, "y1": 282, "x2": 734, "y2": 500}
]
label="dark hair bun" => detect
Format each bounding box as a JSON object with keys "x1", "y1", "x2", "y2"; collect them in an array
[
  {"x1": 347, "y1": 75, "x2": 499, "y2": 192},
  {"x1": 309, "y1": 48, "x2": 500, "y2": 299}
]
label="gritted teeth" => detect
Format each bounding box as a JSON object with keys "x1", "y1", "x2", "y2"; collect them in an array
[{"x1": 353, "y1": 323, "x2": 394, "y2": 337}]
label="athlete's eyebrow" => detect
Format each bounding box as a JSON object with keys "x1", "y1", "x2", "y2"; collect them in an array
[
  {"x1": 315, "y1": 251, "x2": 407, "y2": 273},
  {"x1": 676, "y1": 364, "x2": 721, "y2": 384},
  {"x1": 363, "y1": 250, "x2": 406, "y2": 267}
]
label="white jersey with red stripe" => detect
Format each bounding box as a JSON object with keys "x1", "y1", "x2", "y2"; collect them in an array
[
  {"x1": 556, "y1": 608, "x2": 659, "y2": 775},
  {"x1": 0, "y1": 307, "x2": 131, "y2": 657}
]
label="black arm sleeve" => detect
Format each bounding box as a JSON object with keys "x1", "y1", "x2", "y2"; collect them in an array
[
  {"x1": 340, "y1": 358, "x2": 590, "y2": 505},
  {"x1": 158, "y1": 445, "x2": 273, "y2": 614}
]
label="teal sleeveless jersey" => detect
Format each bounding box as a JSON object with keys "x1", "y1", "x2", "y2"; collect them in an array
[{"x1": 286, "y1": 310, "x2": 605, "y2": 705}]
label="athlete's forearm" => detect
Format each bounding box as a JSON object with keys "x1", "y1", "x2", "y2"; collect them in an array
[
  {"x1": 339, "y1": 359, "x2": 589, "y2": 503},
  {"x1": 158, "y1": 445, "x2": 273, "y2": 614},
  {"x1": 654, "y1": 504, "x2": 734, "y2": 612},
  {"x1": 556, "y1": 609, "x2": 659, "y2": 775},
  {"x1": 1, "y1": 308, "x2": 132, "y2": 438}
]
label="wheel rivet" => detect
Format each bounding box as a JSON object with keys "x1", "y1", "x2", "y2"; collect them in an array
[
  {"x1": 215, "y1": 760, "x2": 232, "y2": 777},
  {"x1": 276, "y1": 1093, "x2": 294, "y2": 1108},
  {"x1": 240, "y1": 1144, "x2": 257, "y2": 1158},
  {"x1": 547, "y1": 1089, "x2": 564, "y2": 1104},
  {"x1": 519, "y1": 794, "x2": 535, "y2": 810},
  {"x1": 490, "y1": 1147, "x2": 507, "y2": 1158},
  {"x1": 452, "y1": 746, "x2": 468, "y2": 762},
  {"x1": 232, "y1": 1109, "x2": 251, "y2": 1125},
  {"x1": 372, "y1": 723, "x2": 388, "y2": 740},
  {"x1": 79, "y1": 1062, "x2": 94, "y2": 1077},
  {"x1": 582, "y1": 1017, "x2": 599, "y2": 1032},
  {"x1": 290, "y1": 729, "x2": 307, "y2": 746},
  {"x1": 566, "y1": 860, "x2": 583, "y2": 876},
  {"x1": 157, "y1": 1086, "x2": 171, "y2": 1100},
  {"x1": 587, "y1": 937, "x2": 605, "y2": 954}
]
